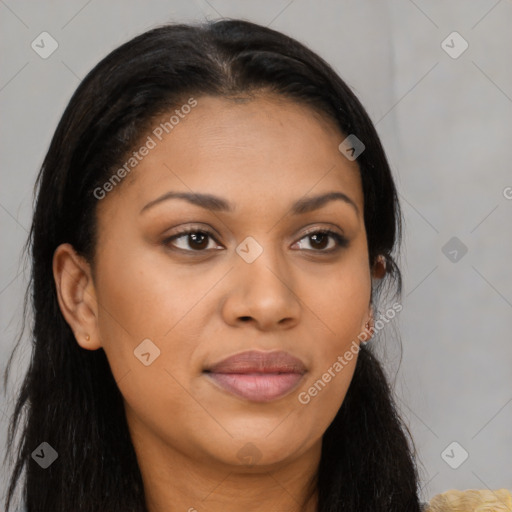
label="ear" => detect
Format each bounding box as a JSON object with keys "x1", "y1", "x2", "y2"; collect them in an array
[
  {"x1": 362, "y1": 255, "x2": 387, "y2": 341},
  {"x1": 52, "y1": 243, "x2": 101, "y2": 350},
  {"x1": 371, "y1": 254, "x2": 387, "y2": 280}
]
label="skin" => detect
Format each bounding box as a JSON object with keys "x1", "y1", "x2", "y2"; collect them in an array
[{"x1": 53, "y1": 94, "x2": 384, "y2": 512}]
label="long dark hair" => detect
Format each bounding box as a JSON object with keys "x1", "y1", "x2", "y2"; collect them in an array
[{"x1": 3, "y1": 19, "x2": 423, "y2": 511}]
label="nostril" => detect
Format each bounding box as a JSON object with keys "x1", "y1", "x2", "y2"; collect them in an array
[{"x1": 240, "y1": 316, "x2": 251, "y2": 322}]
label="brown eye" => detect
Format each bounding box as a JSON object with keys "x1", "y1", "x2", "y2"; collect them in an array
[
  {"x1": 184, "y1": 232, "x2": 210, "y2": 250},
  {"x1": 164, "y1": 229, "x2": 221, "y2": 252},
  {"x1": 309, "y1": 232, "x2": 330, "y2": 250},
  {"x1": 294, "y1": 230, "x2": 348, "y2": 253}
]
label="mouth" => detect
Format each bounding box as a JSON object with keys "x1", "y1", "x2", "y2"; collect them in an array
[{"x1": 203, "y1": 350, "x2": 307, "y2": 403}]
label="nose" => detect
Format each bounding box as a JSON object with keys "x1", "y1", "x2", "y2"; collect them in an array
[{"x1": 220, "y1": 246, "x2": 301, "y2": 331}]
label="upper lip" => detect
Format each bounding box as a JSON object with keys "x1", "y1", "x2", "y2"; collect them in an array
[{"x1": 204, "y1": 350, "x2": 307, "y2": 374}]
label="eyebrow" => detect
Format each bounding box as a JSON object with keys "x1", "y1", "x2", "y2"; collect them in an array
[{"x1": 140, "y1": 190, "x2": 359, "y2": 216}]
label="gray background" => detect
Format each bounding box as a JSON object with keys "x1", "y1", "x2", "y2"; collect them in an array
[{"x1": 1, "y1": 0, "x2": 511, "y2": 505}]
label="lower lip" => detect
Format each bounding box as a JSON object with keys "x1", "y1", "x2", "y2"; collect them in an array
[{"x1": 206, "y1": 372, "x2": 304, "y2": 402}]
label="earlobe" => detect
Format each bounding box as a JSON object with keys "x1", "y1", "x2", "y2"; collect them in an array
[
  {"x1": 360, "y1": 306, "x2": 375, "y2": 343},
  {"x1": 52, "y1": 243, "x2": 102, "y2": 350}
]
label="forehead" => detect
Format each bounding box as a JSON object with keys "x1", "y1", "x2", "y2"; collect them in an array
[{"x1": 98, "y1": 94, "x2": 364, "y2": 216}]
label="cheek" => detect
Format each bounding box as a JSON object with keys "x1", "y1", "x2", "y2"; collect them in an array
[
  {"x1": 288, "y1": 327, "x2": 360, "y2": 456},
  {"x1": 292, "y1": 252, "x2": 370, "y2": 423},
  {"x1": 92, "y1": 237, "x2": 231, "y2": 394},
  {"x1": 303, "y1": 251, "x2": 371, "y2": 340},
  {"x1": 92, "y1": 245, "x2": 210, "y2": 447},
  {"x1": 92, "y1": 240, "x2": 195, "y2": 382}
]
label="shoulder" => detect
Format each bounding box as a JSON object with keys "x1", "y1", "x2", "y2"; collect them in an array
[{"x1": 422, "y1": 488, "x2": 512, "y2": 511}]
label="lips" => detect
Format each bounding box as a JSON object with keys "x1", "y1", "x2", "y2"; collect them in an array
[{"x1": 203, "y1": 350, "x2": 307, "y2": 402}]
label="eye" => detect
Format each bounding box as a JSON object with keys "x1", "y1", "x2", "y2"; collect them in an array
[
  {"x1": 293, "y1": 229, "x2": 348, "y2": 253},
  {"x1": 163, "y1": 227, "x2": 348, "y2": 254},
  {"x1": 163, "y1": 228, "x2": 222, "y2": 252}
]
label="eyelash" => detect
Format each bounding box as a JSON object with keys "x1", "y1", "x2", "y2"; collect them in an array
[{"x1": 162, "y1": 226, "x2": 348, "y2": 255}]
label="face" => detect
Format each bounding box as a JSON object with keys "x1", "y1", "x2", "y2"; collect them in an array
[{"x1": 56, "y1": 94, "x2": 375, "y2": 475}]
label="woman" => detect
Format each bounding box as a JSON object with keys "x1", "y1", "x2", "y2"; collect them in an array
[{"x1": 3, "y1": 19, "x2": 510, "y2": 512}]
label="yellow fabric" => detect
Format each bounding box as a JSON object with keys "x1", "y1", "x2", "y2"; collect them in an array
[{"x1": 424, "y1": 489, "x2": 512, "y2": 512}]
